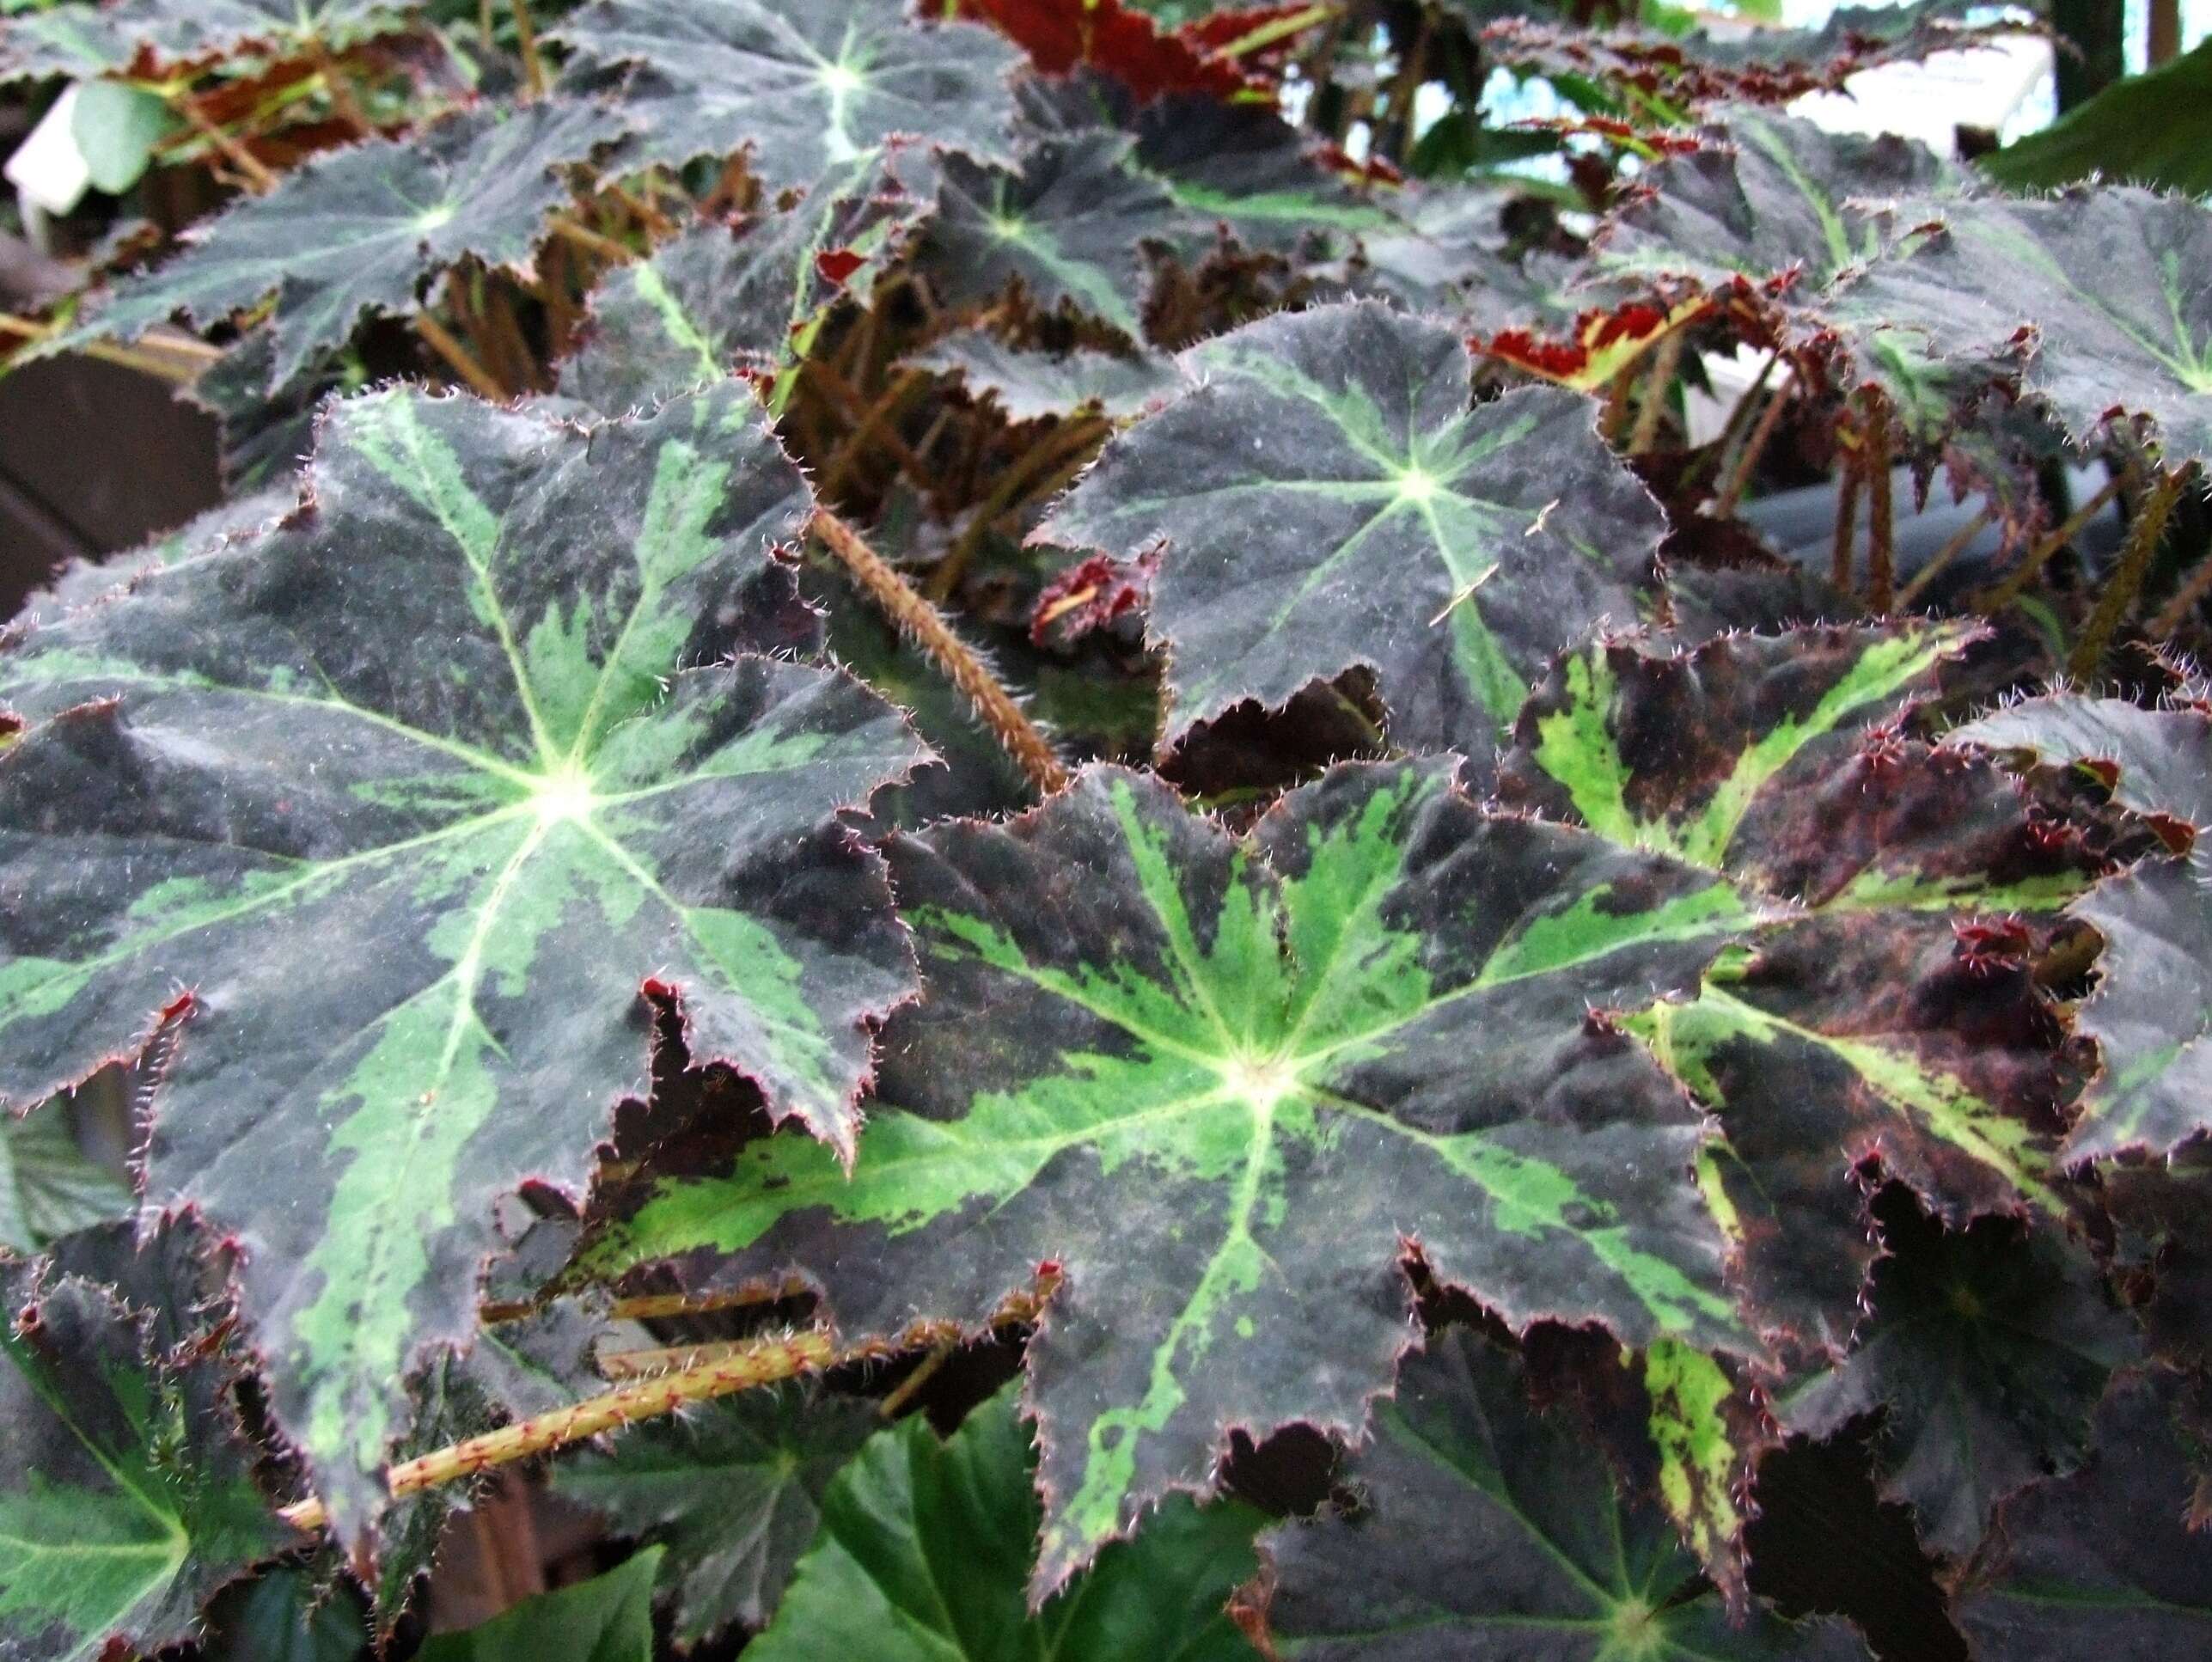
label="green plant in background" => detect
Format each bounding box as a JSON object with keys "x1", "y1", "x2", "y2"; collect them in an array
[{"x1": 0, "y1": 0, "x2": 2209, "y2": 1657}]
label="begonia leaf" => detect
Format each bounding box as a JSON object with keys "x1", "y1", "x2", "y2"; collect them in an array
[
  {"x1": 553, "y1": 1386, "x2": 879, "y2": 1643},
  {"x1": 551, "y1": 0, "x2": 1020, "y2": 186},
  {"x1": 1498, "y1": 625, "x2": 2098, "y2": 1348},
  {"x1": 1597, "y1": 108, "x2": 1963, "y2": 296},
  {"x1": 0, "y1": 385, "x2": 927, "y2": 1548},
  {"x1": 922, "y1": 133, "x2": 1187, "y2": 337},
  {"x1": 749, "y1": 1384, "x2": 1262, "y2": 1659},
  {"x1": 0, "y1": 0, "x2": 398, "y2": 81},
  {"x1": 1263, "y1": 1326, "x2": 1867, "y2": 1660},
  {"x1": 1779, "y1": 1201, "x2": 2140, "y2": 1559},
  {"x1": 1953, "y1": 1369, "x2": 2212, "y2": 1657},
  {"x1": 0, "y1": 1260, "x2": 290, "y2": 1661},
  {"x1": 0, "y1": 1098, "x2": 131, "y2": 1253},
  {"x1": 559, "y1": 150, "x2": 936, "y2": 413},
  {"x1": 1822, "y1": 189, "x2": 2212, "y2": 465},
  {"x1": 911, "y1": 330, "x2": 1176, "y2": 421},
  {"x1": 586, "y1": 759, "x2": 1753, "y2": 1593},
  {"x1": 1951, "y1": 694, "x2": 2212, "y2": 1158},
  {"x1": 67, "y1": 101, "x2": 629, "y2": 394},
  {"x1": 416, "y1": 1549, "x2": 662, "y2": 1662},
  {"x1": 1036, "y1": 302, "x2": 1665, "y2": 752}
]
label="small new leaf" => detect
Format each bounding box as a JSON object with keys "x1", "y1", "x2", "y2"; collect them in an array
[
  {"x1": 553, "y1": 1386, "x2": 878, "y2": 1643},
  {"x1": 417, "y1": 1548, "x2": 663, "y2": 1662},
  {"x1": 1780, "y1": 1202, "x2": 2140, "y2": 1559},
  {"x1": 1953, "y1": 1369, "x2": 2212, "y2": 1655}
]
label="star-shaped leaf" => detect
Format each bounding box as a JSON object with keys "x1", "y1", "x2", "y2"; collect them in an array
[
  {"x1": 1036, "y1": 302, "x2": 1665, "y2": 752},
  {"x1": 1496, "y1": 625, "x2": 2100, "y2": 1349},
  {"x1": 0, "y1": 0, "x2": 397, "y2": 81},
  {"x1": 69, "y1": 100, "x2": 629, "y2": 395},
  {"x1": 1953, "y1": 1368, "x2": 2212, "y2": 1656},
  {"x1": 1779, "y1": 1200, "x2": 2140, "y2": 1559},
  {"x1": 0, "y1": 1261, "x2": 290, "y2": 1662},
  {"x1": 1951, "y1": 694, "x2": 2212, "y2": 1159},
  {"x1": 921, "y1": 133, "x2": 1188, "y2": 338},
  {"x1": 1824, "y1": 188, "x2": 2212, "y2": 464},
  {"x1": 1596, "y1": 107, "x2": 1962, "y2": 296},
  {"x1": 587, "y1": 760, "x2": 1753, "y2": 1592},
  {"x1": 749, "y1": 1384, "x2": 1262, "y2": 1659},
  {"x1": 559, "y1": 150, "x2": 937, "y2": 414},
  {"x1": 551, "y1": 0, "x2": 1021, "y2": 185},
  {"x1": 0, "y1": 385, "x2": 928, "y2": 1547},
  {"x1": 553, "y1": 1386, "x2": 878, "y2": 1644},
  {"x1": 911, "y1": 330, "x2": 1176, "y2": 421},
  {"x1": 1263, "y1": 1326, "x2": 1867, "y2": 1660}
]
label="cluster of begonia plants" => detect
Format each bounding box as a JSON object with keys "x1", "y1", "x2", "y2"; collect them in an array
[{"x1": 0, "y1": 0, "x2": 2209, "y2": 1654}]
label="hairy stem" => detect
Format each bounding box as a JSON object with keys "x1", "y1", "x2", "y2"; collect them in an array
[
  {"x1": 812, "y1": 508, "x2": 1072, "y2": 795},
  {"x1": 176, "y1": 98, "x2": 278, "y2": 192},
  {"x1": 819, "y1": 370, "x2": 929, "y2": 504},
  {"x1": 415, "y1": 312, "x2": 509, "y2": 400},
  {"x1": 286, "y1": 1276, "x2": 1062, "y2": 1533},
  {"x1": 279, "y1": 1331, "x2": 834, "y2": 1532},
  {"x1": 509, "y1": 0, "x2": 547, "y2": 99},
  {"x1": 2068, "y1": 466, "x2": 2194, "y2": 679},
  {"x1": 1600, "y1": 364, "x2": 1635, "y2": 446},
  {"x1": 1714, "y1": 381, "x2": 1792, "y2": 518},
  {"x1": 1974, "y1": 472, "x2": 2124, "y2": 611},
  {"x1": 926, "y1": 416, "x2": 1109, "y2": 602},
  {"x1": 1629, "y1": 328, "x2": 1686, "y2": 456},
  {"x1": 1830, "y1": 435, "x2": 1861, "y2": 594},
  {"x1": 548, "y1": 211, "x2": 636, "y2": 265},
  {"x1": 1897, "y1": 506, "x2": 1995, "y2": 609},
  {"x1": 1863, "y1": 403, "x2": 1895, "y2": 612},
  {"x1": 877, "y1": 1340, "x2": 956, "y2": 1418},
  {"x1": 2151, "y1": 541, "x2": 2212, "y2": 639}
]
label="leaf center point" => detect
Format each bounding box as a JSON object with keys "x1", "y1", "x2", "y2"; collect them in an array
[
  {"x1": 528, "y1": 761, "x2": 600, "y2": 827},
  {"x1": 817, "y1": 60, "x2": 865, "y2": 95},
  {"x1": 1605, "y1": 1595, "x2": 1664, "y2": 1657},
  {"x1": 1393, "y1": 463, "x2": 1439, "y2": 505},
  {"x1": 1218, "y1": 1049, "x2": 1301, "y2": 1114}
]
